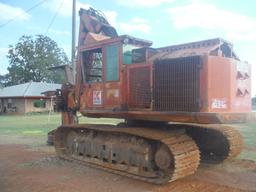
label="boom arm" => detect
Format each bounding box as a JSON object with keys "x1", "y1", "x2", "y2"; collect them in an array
[
  {"x1": 53, "y1": 8, "x2": 118, "y2": 125},
  {"x1": 78, "y1": 7, "x2": 118, "y2": 46}
]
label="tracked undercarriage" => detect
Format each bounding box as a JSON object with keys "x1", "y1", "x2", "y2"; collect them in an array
[{"x1": 54, "y1": 123, "x2": 243, "y2": 184}]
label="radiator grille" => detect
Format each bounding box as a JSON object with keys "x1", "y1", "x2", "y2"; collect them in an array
[
  {"x1": 128, "y1": 66, "x2": 151, "y2": 109},
  {"x1": 153, "y1": 56, "x2": 201, "y2": 112}
]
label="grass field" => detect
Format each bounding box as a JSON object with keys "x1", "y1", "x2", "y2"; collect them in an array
[
  {"x1": 0, "y1": 113, "x2": 122, "y2": 136},
  {"x1": 234, "y1": 123, "x2": 256, "y2": 161},
  {"x1": 0, "y1": 113, "x2": 61, "y2": 136},
  {"x1": 0, "y1": 113, "x2": 255, "y2": 160}
]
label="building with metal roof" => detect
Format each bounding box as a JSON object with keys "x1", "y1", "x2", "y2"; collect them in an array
[{"x1": 0, "y1": 82, "x2": 61, "y2": 114}]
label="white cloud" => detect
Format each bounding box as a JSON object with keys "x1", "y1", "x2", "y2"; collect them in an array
[
  {"x1": 116, "y1": 0, "x2": 175, "y2": 8},
  {"x1": 0, "y1": 2, "x2": 30, "y2": 22},
  {"x1": 48, "y1": 29, "x2": 71, "y2": 36},
  {"x1": 0, "y1": 47, "x2": 8, "y2": 52},
  {"x1": 45, "y1": 0, "x2": 118, "y2": 34},
  {"x1": 131, "y1": 18, "x2": 148, "y2": 23},
  {"x1": 119, "y1": 18, "x2": 151, "y2": 33},
  {"x1": 227, "y1": 32, "x2": 256, "y2": 42},
  {"x1": 61, "y1": 44, "x2": 71, "y2": 58},
  {"x1": 73, "y1": 6, "x2": 149, "y2": 34},
  {"x1": 0, "y1": 48, "x2": 8, "y2": 59},
  {"x1": 103, "y1": 11, "x2": 118, "y2": 27},
  {"x1": 44, "y1": 0, "x2": 90, "y2": 17},
  {"x1": 167, "y1": 2, "x2": 256, "y2": 41},
  {"x1": 167, "y1": 1, "x2": 256, "y2": 96}
]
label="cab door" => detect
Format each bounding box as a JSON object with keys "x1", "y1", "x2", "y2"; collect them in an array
[
  {"x1": 80, "y1": 47, "x2": 104, "y2": 109},
  {"x1": 103, "y1": 44, "x2": 122, "y2": 110},
  {"x1": 80, "y1": 43, "x2": 122, "y2": 111}
]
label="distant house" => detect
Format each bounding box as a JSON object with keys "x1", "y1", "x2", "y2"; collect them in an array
[{"x1": 0, "y1": 82, "x2": 61, "y2": 114}]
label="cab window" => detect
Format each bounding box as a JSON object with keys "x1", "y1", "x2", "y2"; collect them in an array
[
  {"x1": 123, "y1": 44, "x2": 140, "y2": 64},
  {"x1": 82, "y1": 48, "x2": 103, "y2": 83},
  {"x1": 105, "y1": 44, "x2": 119, "y2": 81}
]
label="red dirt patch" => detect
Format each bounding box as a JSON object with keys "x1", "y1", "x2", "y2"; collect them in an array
[{"x1": 0, "y1": 144, "x2": 255, "y2": 192}]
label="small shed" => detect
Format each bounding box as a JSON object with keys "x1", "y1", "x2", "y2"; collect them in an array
[{"x1": 0, "y1": 82, "x2": 61, "y2": 114}]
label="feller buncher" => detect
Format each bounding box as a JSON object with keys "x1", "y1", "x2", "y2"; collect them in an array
[{"x1": 53, "y1": 7, "x2": 255, "y2": 184}]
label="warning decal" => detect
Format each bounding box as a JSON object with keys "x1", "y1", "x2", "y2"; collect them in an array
[{"x1": 93, "y1": 91, "x2": 102, "y2": 105}]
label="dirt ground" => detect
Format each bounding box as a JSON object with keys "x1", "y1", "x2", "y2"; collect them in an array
[{"x1": 0, "y1": 136, "x2": 256, "y2": 192}]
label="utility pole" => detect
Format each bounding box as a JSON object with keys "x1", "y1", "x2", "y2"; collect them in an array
[{"x1": 71, "y1": 0, "x2": 76, "y2": 84}]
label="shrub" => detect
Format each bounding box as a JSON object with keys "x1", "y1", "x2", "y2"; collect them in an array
[{"x1": 33, "y1": 100, "x2": 46, "y2": 108}]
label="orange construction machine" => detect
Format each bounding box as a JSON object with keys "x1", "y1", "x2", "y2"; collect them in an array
[{"x1": 53, "y1": 7, "x2": 254, "y2": 184}]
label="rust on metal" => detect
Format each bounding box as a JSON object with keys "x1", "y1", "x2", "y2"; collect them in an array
[
  {"x1": 54, "y1": 124, "x2": 200, "y2": 184},
  {"x1": 155, "y1": 38, "x2": 239, "y2": 60},
  {"x1": 54, "y1": 122, "x2": 242, "y2": 183},
  {"x1": 52, "y1": 6, "x2": 254, "y2": 185},
  {"x1": 81, "y1": 110, "x2": 256, "y2": 124},
  {"x1": 171, "y1": 123, "x2": 244, "y2": 163},
  {"x1": 128, "y1": 65, "x2": 151, "y2": 109},
  {"x1": 153, "y1": 56, "x2": 201, "y2": 112}
]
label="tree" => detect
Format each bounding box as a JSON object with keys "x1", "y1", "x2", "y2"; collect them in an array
[
  {"x1": 0, "y1": 74, "x2": 13, "y2": 87},
  {"x1": 6, "y1": 35, "x2": 70, "y2": 85}
]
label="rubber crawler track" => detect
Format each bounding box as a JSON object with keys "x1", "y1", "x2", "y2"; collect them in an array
[{"x1": 54, "y1": 124, "x2": 200, "y2": 184}]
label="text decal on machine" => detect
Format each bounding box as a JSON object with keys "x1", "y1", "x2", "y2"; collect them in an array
[
  {"x1": 211, "y1": 98, "x2": 227, "y2": 109},
  {"x1": 93, "y1": 91, "x2": 102, "y2": 105}
]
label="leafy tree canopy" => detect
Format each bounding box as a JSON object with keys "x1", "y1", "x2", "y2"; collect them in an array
[{"x1": 4, "y1": 35, "x2": 69, "y2": 86}]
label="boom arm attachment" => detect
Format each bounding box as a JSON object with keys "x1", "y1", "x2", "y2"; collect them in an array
[{"x1": 78, "y1": 7, "x2": 118, "y2": 46}]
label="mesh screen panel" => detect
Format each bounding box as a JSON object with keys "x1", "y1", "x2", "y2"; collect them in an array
[
  {"x1": 128, "y1": 66, "x2": 151, "y2": 109},
  {"x1": 153, "y1": 56, "x2": 201, "y2": 112}
]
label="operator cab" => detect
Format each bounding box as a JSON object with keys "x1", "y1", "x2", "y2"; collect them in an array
[{"x1": 79, "y1": 35, "x2": 155, "y2": 112}]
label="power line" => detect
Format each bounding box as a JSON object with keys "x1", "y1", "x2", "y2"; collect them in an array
[
  {"x1": 45, "y1": 0, "x2": 64, "y2": 35},
  {"x1": 0, "y1": 0, "x2": 49, "y2": 29}
]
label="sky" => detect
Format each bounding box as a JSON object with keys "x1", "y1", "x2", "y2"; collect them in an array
[{"x1": 0, "y1": 0, "x2": 255, "y2": 95}]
